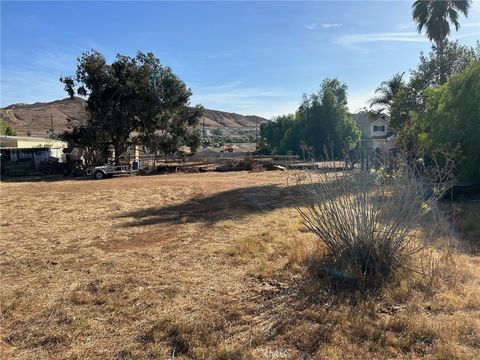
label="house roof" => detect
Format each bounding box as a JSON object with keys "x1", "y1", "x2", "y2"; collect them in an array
[
  {"x1": 0, "y1": 136, "x2": 67, "y2": 149},
  {"x1": 352, "y1": 112, "x2": 370, "y2": 126},
  {"x1": 352, "y1": 112, "x2": 390, "y2": 126}
]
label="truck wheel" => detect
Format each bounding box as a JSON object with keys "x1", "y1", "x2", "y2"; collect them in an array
[{"x1": 94, "y1": 171, "x2": 105, "y2": 180}]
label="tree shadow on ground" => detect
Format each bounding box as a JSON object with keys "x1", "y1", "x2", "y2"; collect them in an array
[{"x1": 118, "y1": 181, "x2": 333, "y2": 227}]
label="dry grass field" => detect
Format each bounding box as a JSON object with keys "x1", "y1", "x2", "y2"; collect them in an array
[{"x1": 1, "y1": 172, "x2": 480, "y2": 359}]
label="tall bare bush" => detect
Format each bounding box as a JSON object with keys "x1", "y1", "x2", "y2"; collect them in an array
[{"x1": 295, "y1": 151, "x2": 455, "y2": 287}]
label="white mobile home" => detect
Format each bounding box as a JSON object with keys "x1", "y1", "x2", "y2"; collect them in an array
[{"x1": 0, "y1": 136, "x2": 68, "y2": 176}]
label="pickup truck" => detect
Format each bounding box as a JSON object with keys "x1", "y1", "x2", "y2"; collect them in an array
[{"x1": 86, "y1": 164, "x2": 137, "y2": 179}]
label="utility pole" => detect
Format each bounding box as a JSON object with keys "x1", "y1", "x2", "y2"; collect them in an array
[
  {"x1": 255, "y1": 120, "x2": 258, "y2": 149},
  {"x1": 50, "y1": 114, "x2": 54, "y2": 138}
]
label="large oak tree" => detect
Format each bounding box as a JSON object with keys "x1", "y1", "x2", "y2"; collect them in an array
[{"x1": 61, "y1": 51, "x2": 202, "y2": 164}]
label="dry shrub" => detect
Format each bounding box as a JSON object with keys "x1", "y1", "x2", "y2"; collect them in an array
[
  {"x1": 295, "y1": 155, "x2": 454, "y2": 288},
  {"x1": 450, "y1": 201, "x2": 480, "y2": 252}
]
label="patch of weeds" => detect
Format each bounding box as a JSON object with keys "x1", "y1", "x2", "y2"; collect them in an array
[
  {"x1": 288, "y1": 321, "x2": 334, "y2": 354},
  {"x1": 114, "y1": 349, "x2": 136, "y2": 360},
  {"x1": 87, "y1": 279, "x2": 101, "y2": 294},
  {"x1": 209, "y1": 344, "x2": 251, "y2": 360},
  {"x1": 215, "y1": 220, "x2": 237, "y2": 231},
  {"x1": 400, "y1": 318, "x2": 438, "y2": 355},
  {"x1": 69, "y1": 291, "x2": 106, "y2": 306},
  {"x1": 69, "y1": 280, "x2": 108, "y2": 306},
  {"x1": 137, "y1": 319, "x2": 191, "y2": 356},
  {"x1": 163, "y1": 286, "x2": 179, "y2": 299},
  {"x1": 137, "y1": 323, "x2": 162, "y2": 344},
  {"x1": 228, "y1": 231, "x2": 275, "y2": 261},
  {"x1": 35, "y1": 334, "x2": 69, "y2": 349}
]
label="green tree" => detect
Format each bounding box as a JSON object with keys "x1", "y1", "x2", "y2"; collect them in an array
[
  {"x1": 412, "y1": 0, "x2": 471, "y2": 44},
  {"x1": 0, "y1": 119, "x2": 16, "y2": 136},
  {"x1": 259, "y1": 114, "x2": 297, "y2": 154},
  {"x1": 61, "y1": 50, "x2": 202, "y2": 164},
  {"x1": 410, "y1": 40, "x2": 479, "y2": 90},
  {"x1": 389, "y1": 86, "x2": 419, "y2": 131},
  {"x1": 278, "y1": 120, "x2": 302, "y2": 155},
  {"x1": 390, "y1": 40, "x2": 479, "y2": 131},
  {"x1": 369, "y1": 72, "x2": 405, "y2": 117},
  {"x1": 414, "y1": 61, "x2": 480, "y2": 181},
  {"x1": 299, "y1": 79, "x2": 360, "y2": 158},
  {"x1": 412, "y1": 0, "x2": 471, "y2": 83},
  {"x1": 59, "y1": 76, "x2": 75, "y2": 99},
  {"x1": 260, "y1": 79, "x2": 360, "y2": 158}
]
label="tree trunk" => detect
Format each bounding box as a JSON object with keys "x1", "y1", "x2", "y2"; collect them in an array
[
  {"x1": 114, "y1": 142, "x2": 122, "y2": 165},
  {"x1": 438, "y1": 40, "x2": 447, "y2": 85}
]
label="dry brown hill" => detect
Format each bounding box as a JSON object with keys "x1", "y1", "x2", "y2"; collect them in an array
[
  {"x1": 0, "y1": 97, "x2": 267, "y2": 136},
  {"x1": 201, "y1": 109, "x2": 265, "y2": 128}
]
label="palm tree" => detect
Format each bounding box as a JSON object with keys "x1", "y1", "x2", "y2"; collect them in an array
[
  {"x1": 369, "y1": 72, "x2": 405, "y2": 117},
  {"x1": 412, "y1": 0, "x2": 471, "y2": 83}
]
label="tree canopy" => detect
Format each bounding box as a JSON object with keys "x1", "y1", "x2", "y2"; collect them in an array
[
  {"x1": 388, "y1": 40, "x2": 479, "y2": 131},
  {"x1": 410, "y1": 40, "x2": 479, "y2": 90},
  {"x1": 374, "y1": 39, "x2": 479, "y2": 182},
  {"x1": 369, "y1": 72, "x2": 405, "y2": 118},
  {"x1": 412, "y1": 0, "x2": 471, "y2": 45},
  {"x1": 61, "y1": 51, "x2": 202, "y2": 164},
  {"x1": 413, "y1": 61, "x2": 480, "y2": 181},
  {"x1": 260, "y1": 79, "x2": 360, "y2": 158},
  {"x1": 412, "y1": 0, "x2": 472, "y2": 84}
]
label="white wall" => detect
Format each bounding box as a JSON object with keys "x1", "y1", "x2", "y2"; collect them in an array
[{"x1": 369, "y1": 118, "x2": 388, "y2": 138}]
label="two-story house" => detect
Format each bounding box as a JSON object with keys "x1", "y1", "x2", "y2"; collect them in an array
[{"x1": 352, "y1": 111, "x2": 396, "y2": 155}]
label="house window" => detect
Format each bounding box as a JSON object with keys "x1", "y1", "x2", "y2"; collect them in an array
[{"x1": 373, "y1": 125, "x2": 385, "y2": 132}]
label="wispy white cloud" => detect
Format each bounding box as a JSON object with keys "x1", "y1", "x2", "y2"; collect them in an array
[
  {"x1": 451, "y1": 32, "x2": 480, "y2": 40},
  {"x1": 304, "y1": 23, "x2": 318, "y2": 30},
  {"x1": 334, "y1": 31, "x2": 428, "y2": 52},
  {"x1": 304, "y1": 23, "x2": 342, "y2": 30},
  {"x1": 337, "y1": 32, "x2": 426, "y2": 45},
  {"x1": 397, "y1": 21, "x2": 479, "y2": 36},
  {"x1": 196, "y1": 81, "x2": 245, "y2": 91},
  {"x1": 322, "y1": 23, "x2": 342, "y2": 29}
]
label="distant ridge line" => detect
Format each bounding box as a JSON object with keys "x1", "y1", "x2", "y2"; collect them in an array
[{"x1": 0, "y1": 97, "x2": 267, "y2": 136}]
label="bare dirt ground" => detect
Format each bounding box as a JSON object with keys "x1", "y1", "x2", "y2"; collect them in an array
[{"x1": 1, "y1": 172, "x2": 479, "y2": 359}]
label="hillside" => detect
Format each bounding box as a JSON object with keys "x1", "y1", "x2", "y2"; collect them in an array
[
  {"x1": 0, "y1": 98, "x2": 267, "y2": 136},
  {"x1": 201, "y1": 109, "x2": 265, "y2": 128}
]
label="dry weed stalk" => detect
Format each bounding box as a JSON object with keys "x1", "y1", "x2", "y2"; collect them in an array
[{"x1": 294, "y1": 149, "x2": 456, "y2": 287}]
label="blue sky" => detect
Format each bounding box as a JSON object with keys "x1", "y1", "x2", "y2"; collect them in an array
[{"x1": 1, "y1": 1, "x2": 479, "y2": 118}]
